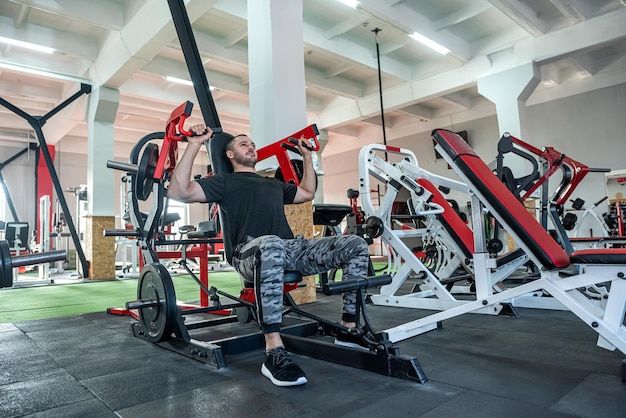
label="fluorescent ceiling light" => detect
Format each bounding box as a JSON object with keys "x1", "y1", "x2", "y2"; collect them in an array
[
  {"x1": 337, "y1": 0, "x2": 359, "y2": 9},
  {"x1": 0, "y1": 61, "x2": 89, "y2": 83},
  {"x1": 165, "y1": 75, "x2": 215, "y2": 90},
  {"x1": 409, "y1": 32, "x2": 449, "y2": 55},
  {"x1": 165, "y1": 75, "x2": 193, "y2": 86},
  {"x1": 0, "y1": 36, "x2": 54, "y2": 54}
]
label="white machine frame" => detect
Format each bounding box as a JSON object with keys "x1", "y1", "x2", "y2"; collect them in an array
[
  {"x1": 358, "y1": 144, "x2": 530, "y2": 320},
  {"x1": 377, "y1": 130, "x2": 626, "y2": 363}
]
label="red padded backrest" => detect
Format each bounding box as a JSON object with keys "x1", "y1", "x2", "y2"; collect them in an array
[
  {"x1": 432, "y1": 129, "x2": 570, "y2": 270},
  {"x1": 417, "y1": 178, "x2": 474, "y2": 258}
]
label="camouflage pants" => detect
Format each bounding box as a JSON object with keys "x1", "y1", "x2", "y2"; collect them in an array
[{"x1": 231, "y1": 234, "x2": 369, "y2": 331}]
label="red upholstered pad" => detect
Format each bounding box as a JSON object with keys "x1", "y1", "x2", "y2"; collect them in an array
[
  {"x1": 432, "y1": 129, "x2": 571, "y2": 270},
  {"x1": 570, "y1": 248, "x2": 626, "y2": 264},
  {"x1": 417, "y1": 178, "x2": 474, "y2": 258}
]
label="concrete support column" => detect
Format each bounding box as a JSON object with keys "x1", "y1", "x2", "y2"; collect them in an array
[
  {"x1": 478, "y1": 63, "x2": 540, "y2": 252},
  {"x1": 247, "y1": 0, "x2": 315, "y2": 302},
  {"x1": 85, "y1": 86, "x2": 119, "y2": 279},
  {"x1": 247, "y1": 0, "x2": 307, "y2": 170},
  {"x1": 477, "y1": 62, "x2": 540, "y2": 139}
]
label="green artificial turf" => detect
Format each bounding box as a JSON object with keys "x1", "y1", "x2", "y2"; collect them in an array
[
  {"x1": 0, "y1": 270, "x2": 243, "y2": 324},
  {"x1": 0, "y1": 262, "x2": 390, "y2": 324}
]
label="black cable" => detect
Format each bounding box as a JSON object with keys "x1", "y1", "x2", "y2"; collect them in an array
[{"x1": 372, "y1": 28, "x2": 388, "y2": 152}]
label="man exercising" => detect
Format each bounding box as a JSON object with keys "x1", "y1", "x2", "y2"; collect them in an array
[{"x1": 168, "y1": 124, "x2": 370, "y2": 387}]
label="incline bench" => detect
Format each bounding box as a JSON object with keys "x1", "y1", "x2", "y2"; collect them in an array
[{"x1": 381, "y1": 129, "x2": 626, "y2": 382}]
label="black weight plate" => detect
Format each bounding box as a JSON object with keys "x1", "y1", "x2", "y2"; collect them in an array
[
  {"x1": 0, "y1": 240, "x2": 13, "y2": 288},
  {"x1": 236, "y1": 306, "x2": 252, "y2": 324},
  {"x1": 137, "y1": 263, "x2": 177, "y2": 342},
  {"x1": 135, "y1": 143, "x2": 159, "y2": 201}
]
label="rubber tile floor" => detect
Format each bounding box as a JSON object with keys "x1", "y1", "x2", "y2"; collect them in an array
[{"x1": 1, "y1": 294, "x2": 625, "y2": 418}]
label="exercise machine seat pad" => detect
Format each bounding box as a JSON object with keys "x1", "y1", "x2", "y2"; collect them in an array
[
  {"x1": 432, "y1": 129, "x2": 571, "y2": 270},
  {"x1": 186, "y1": 220, "x2": 219, "y2": 239},
  {"x1": 313, "y1": 204, "x2": 353, "y2": 226},
  {"x1": 242, "y1": 271, "x2": 303, "y2": 289},
  {"x1": 570, "y1": 248, "x2": 626, "y2": 264}
]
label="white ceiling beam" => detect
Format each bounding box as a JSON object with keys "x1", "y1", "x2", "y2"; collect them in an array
[
  {"x1": 325, "y1": 10, "x2": 370, "y2": 39},
  {"x1": 119, "y1": 76, "x2": 251, "y2": 125},
  {"x1": 321, "y1": 7, "x2": 626, "y2": 130},
  {"x1": 516, "y1": 7, "x2": 626, "y2": 63},
  {"x1": 14, "y1": 4, "x2": 30, "y2": 28},
  {"x1": 566, "y1": 54, "x2": 595, "y2": 77},
  {"x1": 528, "y1": 60, "x2": 626, "y2": 106},
  {"x1": 186, "y1": 29, "x2": 248, "y2": 66},
  {"x1": 324, "y1": 62, "x2": 353, "y2": 79},
  {"x1": 6, "y1": 0, "x2": 125, "y2": 30},
  {"x1": 120, "y1": 76, "x2": 210, "y2": 107},
  {"x1": 119, "y1": 94, "x2": 186, "y2": 115},
  {"x1": 305, "y1": 66, "x2": 364, "y2": 99},
  {"x1": 304, "y1": 25, "x2": 411, "y2": 81},
  {"x1": 212, "y1": 99, "x2": 250, "y2": 122},
  {"x1": 356, "y1": 0, "x2": 472, "y2": 62},
  {"x1": 91, "y1": 0, "x2": 218, "y2": 88},
  {"x1": 0, "y1": 58, "x2": 90, "y2": 86},
  {"x1": 439, "y1": 91, "x2": 473, "y2": 109},
  {"x1": 38, "y1": 83, "x2": 91, "y2": 144},
  {"x1": 548, "y1": 0, "x2": 589, "y2": 23},
  {"x1": 0, "y1": 77, "x2": 62, "y2": 103},
  {"x1": 395, "y1": 103, "x2": 433, "y2": 120},
  {"x1": 539, "y1": 65, "x2": 560, "y2": 86},
  {"x1": 168, "y1": 33, "x2": 365, "y2": 99},
  {"x1": 214, "y1": 0, "x2": 412, "y2": 81},
  {"x1": 328, "y1": 124, "x2": 361, "y2": 137},
  {"x1": 378, "y1": 37, "x2": 409, "y2": 55},
  {"x1": 0, "y1": 115, "x2": 33, "y2": 131},
  {"x1": 142, "y1": 56, "x2": 248, "y2": 94},
  {"x1": 0, "y1": 127, "x2": 36, "y2": 142},
  {"x1": 223, "y1": 25, "x2": 248, "y2": 48},
  {"x1": 0, "y1": 15, "x2": 98, "y2": 60},
  {"x1": 385, "y1": 112, "x2": 420, "y2": 128},
  {"x1": 488, "y1": 0, "x2": 547, "y2": 36},
  {"x1": 433, "y1": 1, "x2": 492, "y2": 31},
  {"x1": 305, "y1": 95, "x2": 324, "y2": 112},
  {"x1": 319, "y1": 56, "x2": 489, "y2": 128},
  {"x1": 470, "y1": 23, "x2": 529, "y2": 57},
  {"x1": 360, "y1": 115, "x2": 384, "y2": 127},
  {"x1": 0, "y1": 96, "x2": 52, "y2": 113}
]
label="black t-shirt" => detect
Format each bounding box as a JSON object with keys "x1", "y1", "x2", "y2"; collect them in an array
[{"x1": 196, "y1": 172, "x2": 298, "y2": 263}]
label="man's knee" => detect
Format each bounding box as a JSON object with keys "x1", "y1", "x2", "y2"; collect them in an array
[
  {"x1": 257, "y1": 235, "x2": 287, "y2": 265},
  {"x1": 341, "y1": 234, "x2": 369, "y2": 255}
]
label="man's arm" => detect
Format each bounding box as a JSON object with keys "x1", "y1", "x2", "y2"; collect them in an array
[
  {"x1": 168, "y1": 124, "x2": 213, "y2": 203},
  {"x1": 292, "y1": 137, "x2": 316, "y2": 203}
]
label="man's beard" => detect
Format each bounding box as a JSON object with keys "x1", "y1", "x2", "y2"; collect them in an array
[{"x1": 232, "y1": 152, "x2": 257, "y2": 168}]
